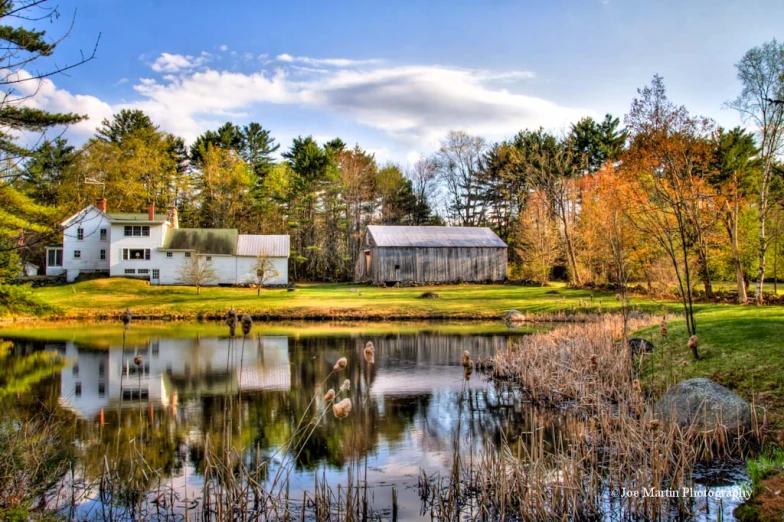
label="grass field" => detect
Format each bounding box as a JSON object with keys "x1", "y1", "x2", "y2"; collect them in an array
[
  {"x1": 638, "y1": 305, "x2": 784, "y2": 429},
  {"x1": 14, "y1": 277, "x2": 687, "y2": 320}
]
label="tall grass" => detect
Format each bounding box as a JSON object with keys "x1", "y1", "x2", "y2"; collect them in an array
[{"x1": 419, "y1": 316, "x2": 764, "y2": 520}]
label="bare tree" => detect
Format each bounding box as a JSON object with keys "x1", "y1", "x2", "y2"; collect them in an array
[
  {"x1": 434, "y1": 131, "x2": 487, "y2": 226},
  {"x1": 728, "y1": 39, "x2": 784, "y2": 304},
  {"x1": 408, "y1": 156, "x2": 440, "y2": 220},
  {"x1": 177, "y1": 255, "x2": 217, "y2": 294},
  {"x1": 250, "y1": 253, "x2": 281, "y2": 295}
]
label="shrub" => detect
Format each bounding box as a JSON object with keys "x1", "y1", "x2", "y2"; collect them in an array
[{"x1": 0, "y1": 284, "x2": 58, "y2": 317}]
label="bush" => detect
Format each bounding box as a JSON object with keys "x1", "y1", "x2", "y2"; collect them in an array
[{"x1": 0, "y1": 284, "x2": 58, "y2": 317}]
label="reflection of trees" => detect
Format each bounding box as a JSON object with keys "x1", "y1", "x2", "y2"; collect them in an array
[
  {"x1": 0, "y1": 339, "x2": 65, "y2": 397},
  {"x1": 75, "y1": 406, "x2": 185, "y2": 514}
]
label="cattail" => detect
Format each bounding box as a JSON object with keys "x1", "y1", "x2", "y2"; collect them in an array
[
  {"x1": 333, "y1": 398, "x2": 352, "y2": 419},
  {"x1": 649, "y1": 419, "x2": 660, "y2": 431},
  {"x1": 340, "y1": 379, "x2": 350, "y2": 392},
  {"x1": 632, "y1": 379, "x2": 641, "y2": 393},
  {"x1": 225, "y1": 309, "x2": 237, "y2": 337},
  {"x1": 120, "y1": 309, "x2": 132, "y2": 329},
  {"x1": 464, "y1": 366, "x2": 472, "y2": 380},
  {"x1": 133, "y1": 355, "x2": 143, "y2": 366},
  {"x1": 687, "y1": 335, "x2": 699, "y2": 350},
  {"x1": 659, "y1": 322, "x2": 668, "y2": 338},
  {"x1": 590, "y1": 354, "x2": 598, "y2": 372},
  {"x1": 241, "y1": 314, "x2": 253, "y2": 335},
  {"x1": 333, "y1": 357, "x2": 348, "y2": 372},
  {"x1": 461, "y1": 350, "x2": 471, "y2": 368},
  {"x1": 364, "y1": 351, "x2": 375, "y2": 365},
  {"x1": 364, "y1": 341, "x2": 375, "y2": 355},
  {"x1": 323, "y1": 389, "x2": 335, "y2": 401}
]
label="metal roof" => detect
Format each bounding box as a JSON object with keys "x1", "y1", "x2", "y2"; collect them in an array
[
  {"x1": 162, "y1": 229, "x2": 238, "y2": 255},
  {"x1": 108, "y1": 212, "x2": 169, "y2": 223},
  {"x1": 237, "y1": 235, "x2": 290, "y2": 257},
  {"x1": 366, "y1": 225, "x2": 507, "y2": 248}
]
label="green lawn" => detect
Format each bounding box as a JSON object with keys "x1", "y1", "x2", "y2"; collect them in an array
[
  {"x1": 638, "y1": 306, "x2": 784, "y2": 427},
  {"x1": 16, "y1": 278, "x2": 682, "y2": 320}
]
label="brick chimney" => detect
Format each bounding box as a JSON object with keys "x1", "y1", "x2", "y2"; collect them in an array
[
  {"x1": 166, "y1": 206, "x2": 179, "y2": 229},
  {"x1": 148, "y1": 202, "x2": 155, "y2": 221},
  {"x1": 96, "y1": 198, "x2": 107, "y2": 212}
]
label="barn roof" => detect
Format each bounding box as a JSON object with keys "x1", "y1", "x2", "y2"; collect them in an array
[
  {"x1": 366, "y1": 226, "x2": 507, "y2": 248},
  {"x1": 237, "y1": 235, "x2": 290, "y2": 257},
  {"x1": 162, "y1": 229, "x2": 238, "y2": 255}
]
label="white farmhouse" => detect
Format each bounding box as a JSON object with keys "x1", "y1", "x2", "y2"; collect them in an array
[{"x1": 46, "y1": 199, "x2": 289, "y2": 286}]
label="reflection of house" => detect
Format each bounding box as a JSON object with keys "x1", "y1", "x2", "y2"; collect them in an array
[
  {"x1": 57, "y1": 336, "x2": 290, "y2": 419},
  {"x1": 46, "y1": 199, "x2": 289, "y2": 285},
  {"x1": 355, "y1": 225, "x2": 508, "y2": 284}
]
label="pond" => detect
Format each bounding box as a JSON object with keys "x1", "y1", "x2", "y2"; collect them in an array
[{"x1": 1, "y1": 321, "x2": 751, "y2": 521}]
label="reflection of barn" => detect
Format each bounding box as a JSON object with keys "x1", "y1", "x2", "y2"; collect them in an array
[
  {"x1": 355, "y1": 226, "x2": 508, "y2": 284},
  {"x1": 358, "y1": 334, "x2": 510, "y2": 397}
]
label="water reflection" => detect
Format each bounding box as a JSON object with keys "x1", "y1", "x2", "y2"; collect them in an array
[{"x1": 2, "y1": 327, "x2": 751, "y2": 521}]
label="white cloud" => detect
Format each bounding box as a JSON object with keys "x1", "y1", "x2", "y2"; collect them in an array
[
  {"x1": 150, "y1": 52, "x2": 210, "y2": 73},
  {"x1": 7, "y1": 53, "x2": 592, "y2": 158},
  {"x1": 219, "y1": 44, "x2": 229, "y2": 52},
  {"x1": 274, "y1": 53, "x2": 382, "y2": 68},
  {"x1": 8, "y1": 69, "x2": 114, "y2": 137}
]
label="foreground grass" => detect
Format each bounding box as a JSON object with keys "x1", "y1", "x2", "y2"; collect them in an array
[
  {"x1": 15, "y1": 278, "x2": 683, "y2": 320},
  {"x1": 638, "y1": 306, "x2": 784, "y2": 430}
]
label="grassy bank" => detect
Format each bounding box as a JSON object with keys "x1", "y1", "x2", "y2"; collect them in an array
[
  {"x1": 0, "y1": 320, "x2": 541, "y2": 348},
  {"x1": 636, "y1": 306, "x2": 784, "y2": 430},
  {"x1": 13, "y1": 278, "x2": 681, "y2": 321}
]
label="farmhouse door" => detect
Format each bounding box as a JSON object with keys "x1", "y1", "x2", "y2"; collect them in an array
[{"x1": 151, "y1": 269, "x2": 160, "y2": 285}]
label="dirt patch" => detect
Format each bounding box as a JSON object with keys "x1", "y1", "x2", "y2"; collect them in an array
[{"x1": 737, "y1": 474, "x2": 784, "y2": 522}]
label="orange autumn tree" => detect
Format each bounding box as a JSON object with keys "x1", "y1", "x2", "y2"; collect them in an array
[
  {"x1": 622, "y1": 76, "x2": 717, "y2": 357},
  {"x1": 577, "y1": 165, "x2": 642, "y2": 289}
]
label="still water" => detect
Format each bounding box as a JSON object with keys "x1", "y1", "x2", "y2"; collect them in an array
[{"x1": 2, "y1": 322, "x2": 750, "y2": 521}]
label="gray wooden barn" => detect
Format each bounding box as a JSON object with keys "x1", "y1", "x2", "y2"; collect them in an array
[{"x1": 354, "y1": 225, "x2": 508, "y2": 284}]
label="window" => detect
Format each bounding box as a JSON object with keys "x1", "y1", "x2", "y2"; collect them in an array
[
  {"x1": 100, "y1": 249, "x2": 106, "y2": 260},
  {"x1": 125, "y1": 269, "x2": 136, "y2": 275},
  {"x1": 184, "y1": 252, "x2": 191, "y2": 258},
  {"x1": 100, "y1": 228, "x2": 107, "y2": 241},
  {"x1": 152, "y1": 269, "x2": 160, "y2": 280},
  {"x1": 205, "y1": 256, "x2": 212, "y2": 261},
  {"x1": 76, "y1": 228, "x2": 84, "y2": 240},
  {"x1": 74, "y1": 250, "x2": 81, "y2": 259},
  {"x1": 394, "y1": 264, "x2": 400, "y2": 270},
  {"x1": 72, "y1": 364, "x2": 79, "y2": 376},
  {"x1": 166, "y1": 252, "x2": 173, "y2": 258},
  {"x1": 122, "y1": 248, "x2": 151, "y2": 260},
  {"x1": 138, "y1": 268, "x2": 149, "y2": 274},
  {"x1": 47, "y1": 249, "x2": 63, "y2": 267},
  {"x1": 98, "y1": 362, "x2": 105, "y2": 377},
  {"x1": 124, "y1": 225, "x2": 150, "y2": 237},
  {"x1": 74, "y1": 383, "x2": 82, "y2": 397},
  {"x1": 98, "y1": 382, "x2": 105, "y2": 397}
]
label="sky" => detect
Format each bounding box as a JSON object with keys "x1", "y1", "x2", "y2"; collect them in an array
[{"x1": 17, "y1": 0, "x2": 784, "y2": 164}]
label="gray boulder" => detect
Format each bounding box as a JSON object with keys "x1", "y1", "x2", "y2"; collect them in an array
[
  {"x1": 627, "y1": 338, "x2": 655, "y2": 354},
  {"x1": 503, "y1": 310, "x2": 525, "y2": 323},
  {"x1": 655, "y1": 378, "x2": 751, "y2": 432}
]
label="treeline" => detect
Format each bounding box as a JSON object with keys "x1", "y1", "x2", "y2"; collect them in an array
[
  {"x1": 4, "y1": 40, "x2": 784, "y2": 312},
  {"x1": 12, "y1": 111, "x2": 440, "y2": 282}
]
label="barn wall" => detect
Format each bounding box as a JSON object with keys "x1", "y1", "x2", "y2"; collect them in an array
[{"x1": 371, "y1": 247, "x2": 507, "y2": 283}]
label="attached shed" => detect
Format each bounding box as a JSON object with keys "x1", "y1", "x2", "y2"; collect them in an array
[{"x1": 355, "y1": 225, "x2": 507, "y2": 284}]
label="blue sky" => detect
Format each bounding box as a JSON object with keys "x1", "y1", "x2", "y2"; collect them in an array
[{"x1": 22, "y1": 0, "x2": 784, "y2": 163}]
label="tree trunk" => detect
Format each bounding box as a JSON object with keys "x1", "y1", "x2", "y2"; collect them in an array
[{"x1": 197, "y1": 284, "x2": 201, "y2": 295}]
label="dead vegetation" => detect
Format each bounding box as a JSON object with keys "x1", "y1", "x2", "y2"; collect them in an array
[{"x1": 417, "y1": 316, "x2": 764, "y2": 521}]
